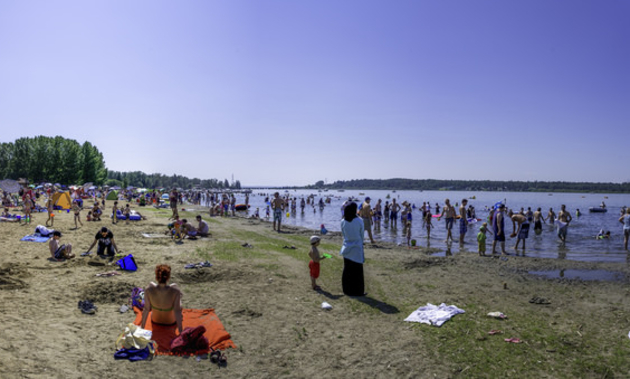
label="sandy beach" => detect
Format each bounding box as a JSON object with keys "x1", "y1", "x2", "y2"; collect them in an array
[{"x1": 1, "y1": 202, "x2": 630, "y2": 378}]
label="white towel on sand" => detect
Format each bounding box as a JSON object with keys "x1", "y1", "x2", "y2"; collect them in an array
[{"x1": 404, "y1": 303, "x2": 465, "y2": 326}]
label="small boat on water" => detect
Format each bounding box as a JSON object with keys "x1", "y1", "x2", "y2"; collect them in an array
[{"x1": 589, "y1": 207, "x2": 607, "y2": 213}]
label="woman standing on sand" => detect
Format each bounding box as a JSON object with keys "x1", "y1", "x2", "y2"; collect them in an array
[{"x1": 340, "y1": 202, "x2": 366, "y2": 297}]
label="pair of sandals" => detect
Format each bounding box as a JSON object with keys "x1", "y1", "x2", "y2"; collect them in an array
[{"x1": 210, "y1": 349, "x2": 227, "y2": 367}]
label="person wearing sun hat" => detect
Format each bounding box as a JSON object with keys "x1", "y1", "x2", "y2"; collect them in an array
[{"x1": 308, "y1": 235, "x2": 322, "y2": 290}]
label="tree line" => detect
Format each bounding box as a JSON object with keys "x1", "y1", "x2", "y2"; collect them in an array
[
  {"x1": 307, "y1": 178, "x2": 630, "y2": 193},
  {"x1": 0, "y1": 136, "x2": 241, "y2": 190},
  {"x1": 0, "y1": 136, "x2": 107, "y2": 185},
  {"x1": 105, "y1": 171, "x2": 241, "y2": 190}
]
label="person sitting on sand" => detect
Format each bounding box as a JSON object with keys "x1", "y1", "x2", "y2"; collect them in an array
[
  {"x1": 195, "y1": 215, "x2": 210, "y2": 237},
  {"x1": 86, "y1": 227, "x2": 121, "y2": 257},
  {"x1": 141, "y1": 264, "x2": 183, "y2": 334},
  {"x1": 181, "y1": 219, "x2": 198, "y2": 238},
  {"x1": 49, "y1": 231, "x2": 75, "y2": 261},
  {"x1": 92, "y1": 202, "x2": 102, "y2": 221}
]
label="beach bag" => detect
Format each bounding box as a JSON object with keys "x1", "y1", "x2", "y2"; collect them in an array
[
  {"x1": 116, "y1": 254, "x2": 138, "y2": 271},
  {"x1": 115, "y1": 323, "x2": 156, "y2": 352},
  {"x1": 130, "y1": 287, "x2": 145, "y2": 310},
  {"x1": 170, "y1": 326, "x2": 209, "y2": 354}
]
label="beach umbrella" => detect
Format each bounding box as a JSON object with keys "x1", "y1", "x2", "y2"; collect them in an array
[{"x1": 0, "y1": 179, "x2": 21, "y2": 193}]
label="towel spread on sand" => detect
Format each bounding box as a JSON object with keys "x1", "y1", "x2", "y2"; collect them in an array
[
  {"x1": 20, "y1": 235, "x2": 50, "y2": 243},
  {"x1": 141, "y1": 233, "x2": 169, "y2": 238},
  {"x1": 133, "y1": 307, "x2": 236, "y2": 355},
  {"x1": 404, "y1": 303, "x2": 465, "y2": 326}
]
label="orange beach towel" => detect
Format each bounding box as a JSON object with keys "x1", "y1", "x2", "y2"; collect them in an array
[{"x1": 133, "y1": 308, "x2": 236, "y2": 356}]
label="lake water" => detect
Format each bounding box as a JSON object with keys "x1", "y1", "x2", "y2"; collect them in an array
[{"x1": 237, "y1": 189, "x2": 630, "y2": 263}]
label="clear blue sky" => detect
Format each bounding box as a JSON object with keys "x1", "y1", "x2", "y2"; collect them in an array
[{"x1": 1, "y1": 1, "x2": 628, "y2": 186}]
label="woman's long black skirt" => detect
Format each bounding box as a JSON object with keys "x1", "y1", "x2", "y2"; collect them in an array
[{"x1": 342, "y1": 258, "x2": 365, "y2": 296}]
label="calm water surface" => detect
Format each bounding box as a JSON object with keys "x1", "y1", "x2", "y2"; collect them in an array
[{"x1": 236, "y1": 190, "x2": 630, "y2": 263}]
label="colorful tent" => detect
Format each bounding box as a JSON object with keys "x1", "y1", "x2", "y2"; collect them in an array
[
  {"x1": 106, "y1": 190, "x2": 119, "y2": 200},
  {"x1": 52, "y1": 192, "x2": 72, "y2": 210}
]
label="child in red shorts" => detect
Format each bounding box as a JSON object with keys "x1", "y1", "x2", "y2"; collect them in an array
[{"x1": 308, "y1": 236, "x2": 322, "y2": 290}]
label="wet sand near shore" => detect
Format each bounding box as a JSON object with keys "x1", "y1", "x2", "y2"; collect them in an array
[{"x1": 1, "y1": 203, "x2": 630, "y2": 378}]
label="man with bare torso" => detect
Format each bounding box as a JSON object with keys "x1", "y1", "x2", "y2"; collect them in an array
[
  {"x1": 359, "y1": 197, "x2": 375, "y2": 244},
  {"x1": 557, "y1": 204, "x2": 572, "y2": 243},
  {"x1": 458, "y1": 199, "x2": 468, "y2": 244},
  {"x1": 533, "y1": 207, "x2": 546, "y2": 235},
  {"x1": 438, "y1": 198, "x2": 457, "y2": 243},
  {"x1": 271, "y1": 192, "x2": 285, "y2": 232}
]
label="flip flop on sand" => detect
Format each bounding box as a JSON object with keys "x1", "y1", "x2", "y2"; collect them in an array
[
  {"x1": 529, "y1": 296, "x2": 551, "y2": 305},
  {"x1": 95, "y1": 271, "x2": 121, "y2": 277},
  {"x1": 210, "y1": 349, "x2": 221, "y2": 364}
]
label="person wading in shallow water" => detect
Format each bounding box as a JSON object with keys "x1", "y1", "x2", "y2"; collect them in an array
[{"x1": 359, "y1": 197, "x2": 375, "y2": 244}]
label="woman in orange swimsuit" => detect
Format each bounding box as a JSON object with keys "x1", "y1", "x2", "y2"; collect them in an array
[{"x1": 141, "y1": 264, "x2": 183, "y2": 334}]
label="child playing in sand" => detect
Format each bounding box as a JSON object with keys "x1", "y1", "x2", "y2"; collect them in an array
[
  {"x1": 308, "y1": 235, "x2": 322, "y2": 290},
  {"x1": 72, "y1": 200, "x2": 83, "y2": 229},
  {"x1": 477, "y1": 223, "x2": 489, "y2": 256},
  {"x1": 86, "y1": 211, "x2": 92, "y2": 222},
  {"x1": 1, "y1": 208, "x2": 9, "y2": 217},
  {"x1": 49, "y1": 231, "x2": 75, "y2": 261}
]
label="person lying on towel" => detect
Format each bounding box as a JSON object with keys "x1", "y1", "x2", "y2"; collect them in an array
[{"x1": 141, "y1": 264, "x2": 184, "y2": 334}]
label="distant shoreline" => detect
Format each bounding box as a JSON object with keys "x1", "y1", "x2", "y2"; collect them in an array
[{"x1": 248, "y1": 178, "x2": 630, "y2": 193}]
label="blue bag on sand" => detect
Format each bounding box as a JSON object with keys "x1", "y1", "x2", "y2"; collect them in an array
[{"x1": 116, "y1": 254, "x2": 138, "y2": 271}]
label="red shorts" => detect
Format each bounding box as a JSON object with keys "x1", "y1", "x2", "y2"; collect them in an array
[{"x1": 309, "y1": 260, "x2": 320, "y2": 279}]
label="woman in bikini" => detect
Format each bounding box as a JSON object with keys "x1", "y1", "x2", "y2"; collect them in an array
[{"x1": 141, "y1": 264, "x2": 183, "y2": 334}]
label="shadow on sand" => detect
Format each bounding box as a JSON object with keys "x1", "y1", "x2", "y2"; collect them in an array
[{"x1": 353, "y1": 296, "x2": 400, "y2": 314}]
